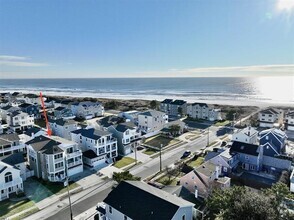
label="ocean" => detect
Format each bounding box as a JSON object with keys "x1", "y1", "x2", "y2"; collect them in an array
[{"x1": 0, "y1": 77, "x2": 293, "y2": 106}]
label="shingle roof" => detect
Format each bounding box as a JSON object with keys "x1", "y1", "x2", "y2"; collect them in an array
[
  {"x1": 161, "y1": 99, "x2": 173, "y2": 104},
  {"x1": 49, "y1": 118, "x2": 76, "y2": 126},
  {"x1": 260, "y1": 108, "x2": 279, "y2": 115},
  {"x1": 171, "y1": 100, "x2": 186, "y2": 105},
  {"x1": 71, "y1": 128, "x2": 111, "y2": 140},
  {"x1": 98, "y1": 115, "x2": 123, "y2": 127},
  {"x1": 1, "y1": 152, "x2": 25, "y2": 166},
  {"x1": 0, "y1": 133, "x2": 20, "y2": 143},
  {"x1": 230, "y1": 141, "x2": 259, "y2": 156},
  {"x1": 104, "y1": 181, "x2": 193, "y2": 220},
  {"x1": 55, "y1": 106, "x2": 65, "y2": 111},
  {"x1": 23, "y1": 126, "x2": 42, "y2": 136},
  {"x1": 113, "y1": 122, "x2": 136, "y2": 132},
  {"x1": 195, "y1": 161, "x2": 217, "y2": 177},
  {"x1": 286, "y1": 111, "x2": 294, "y2": 117},
  {"x1": 19, "y1": 103, "x2": 33, "y2": 109},
  {"x1": 26, "y1": 135, "x2": 63, "y2": 154},
  {"x1": 83, "y1": 150, "x2": 97, "y2": 159}
]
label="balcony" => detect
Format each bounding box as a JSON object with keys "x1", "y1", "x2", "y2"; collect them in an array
[
  {"x1": 66, "y1": 150, "x2": 82, "y2": 159},
  {"x1": 68, "y1": 160, "x2": 83, "y2": 168},
  {"x1": 48, "y1": 175, "x2": 65, "y2": 182},
  {"x1": 0, "y1": 143, "x2": 25, "y2": 154}
]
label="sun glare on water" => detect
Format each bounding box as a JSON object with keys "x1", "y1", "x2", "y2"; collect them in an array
[{"x1": 277, "y1": 0, "x2": 294, "y2": 11}]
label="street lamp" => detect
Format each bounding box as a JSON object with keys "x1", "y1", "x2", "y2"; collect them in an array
[
  {"x1": 159, "y1": 144, "x2": 163, "y2": 172},
  {"x1": 206, "y1": 127, "x2": 210, "y2": 147}
]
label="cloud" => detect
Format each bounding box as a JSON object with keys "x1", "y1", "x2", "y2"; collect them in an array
[{"x1": 0, "y1": 55, "x2": 49, "y2": 67}]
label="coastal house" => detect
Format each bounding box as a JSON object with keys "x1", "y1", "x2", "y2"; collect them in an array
[
  {"x1": 187, "y1": 103, "x2": 221, "y2": 121},
  {"x1": 26, "y1": 135, "x2": 83, "y2": 182},
  {"x1": 259, "y1": 128, "x2": 287, "y2": 157},
  {"x1": 180, "y1": 161, "x2": 230, "y2": 198},
  {"x1": 49, "y1": 118, "x2": 78, "y2": 140},
  {"x1": 258, "y1": 108, "x2": 283, "y2": 128},
  {"x1": 52, "y1": 106, "x2": 75, "y2": 120},
  {"x1": 71, "y1": 101, "x2": 104, "y2": 119},
  {"x1": 97, "y1": 181, "x2": 195, "y2": 220},
  {"x1": 108, "y1": 122, "x2": 141, "y2": 156},
  {"x1": 160, "y1": 99, "x2": 187, "y2": 116},
  {"x1": 0, "y1": 160, "x2": 23, "y2": 201},
  {"x1": 0, "y1": 100, "x2": 10, "y2": 108},
  {"x1": 0, "y1": 133, "x2": 25, "y2": 157},
  {"x1": 19, "y1": 103, "x2": 40, "y2": 119},
  {"x1": 1, "y1": 153, "x2": 29, "y2": 181},
  {"x1": 118, "y1": 110, "x2": 140, "y2": 124},
  {"x1": 6, "y1": 111, "x2": 34, "y2": 132},
  {"x1": 285, "y1": 111, "x2": 294, "y2": 131},
  {"x1": 17, "y1": 93, "x2": 42, "y2": 105},
  {"x1": 229, "y1": 141, "x2": 262, "y2": 171},
  {"x1": 0, "y1": 105, "x2": 20, "y2": 121},
  {"x1": 137, "y1": 110, "x2": 168, "y2": 135},
  {"x1": 231, "y1": 126, "x2": 258, "y2": 144},
  {"x1": 71, "y1": 128, "x2": 118, "y2": 168}
]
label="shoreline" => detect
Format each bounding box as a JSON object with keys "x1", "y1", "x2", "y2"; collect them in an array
[{"x1": 2, "y1": 89, "x2": 293, "y2": 108}]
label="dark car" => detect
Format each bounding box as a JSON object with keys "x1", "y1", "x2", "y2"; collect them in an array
[{"x1": 182, "y1": 150, "x2": 191, "y2": 158}]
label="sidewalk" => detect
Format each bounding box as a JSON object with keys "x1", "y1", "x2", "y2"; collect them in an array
[{"x1": 74, "y1": 206, "x2": 97, "y2": 220}]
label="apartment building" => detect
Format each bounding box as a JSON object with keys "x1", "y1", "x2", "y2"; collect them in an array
[
  {"x1": 258, "y1": 108, "x2": 283, "y2": 128},
  {"x1": 187, "y1": 103, "x2": 221, "y2": 121},
  {"x1": 6, "y1": 111, "x2": 34, "y2": 131},
  {"x1": 0, "y1": 133, "x2": 25, "y2": 157}
]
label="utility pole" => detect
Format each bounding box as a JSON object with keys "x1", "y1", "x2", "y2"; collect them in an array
[
  {"x1": 159, "y1": 144, "x2": 162, "y2": 172},
  {"x1": 134, "y1": 144, "x2": 137, "y2": 165},
  {"x1": 207, "y1": 128, "x2": 209, "y2": 147},
  {"x1": 65, "y1": 159, "x2": 73, "y2": 220}
]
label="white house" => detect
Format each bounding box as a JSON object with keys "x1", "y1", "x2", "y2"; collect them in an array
[
  {"x1": 26, "y1": 135, "x2": 83, "y2": 182},
  {"x1": 0, "y1": 161, "x2": 23, "y2": 201},
  {"x1": 285, "y1": 111, "x2": 294, "y2": 131},
  {"x1": 258, "y1": 108, "x2": 283, "y2": 128},
  {"x1": 0, "y1": 133, "x2": 25, "y2": 157},
  {"x1": 71, "y1": 128, "x2": 118, "y2": 168},
  {"x1": 1, "y1": 153, "x2": 29, "y2": 181},
  {"x1": 97, "y1": 181, "x2": 195, "y2": 220},
  {"x1": 19, "y1": 126, "x2": 46, "y2": 143},
  {"x1": 137, "y1": 110, "x2": 168, "y2": 134},
  {"x1": 108, "y1": 122, "x2": 141, "y2": 156},
  {"x1": 231, "y1": 126, "x2": 258, "y2": 144},
  {"x1": 187, "y1": 103, "x2": 221, "y2": 121},
  {"x1": 118, "y1": 110, "x2": 140, "y2": 124},
  {"x1": 6, "y1": 111, "x2": 34, "y2": 132},
  {"x1": 49, "y1": 118, "x2": 78, "y2": 140},
  {"x1": 71, "y1": 101, "x2": 104, "y2": 119},
  {"x1": 0, "y1": 105, "x2": 20, "y2": 121}
]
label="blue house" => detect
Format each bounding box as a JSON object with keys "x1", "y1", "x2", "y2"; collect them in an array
[
  {"x1": 259, "y1": 128, "x2": 287, "y2": 157},
  {"x1": 19, "y1": 103, "x2": 40, "y2": 119}
]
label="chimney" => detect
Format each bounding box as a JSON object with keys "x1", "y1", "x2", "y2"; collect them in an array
[
  {"x1": 215, "y1": 165, "x2": 219, "y2": 179},
  {"x1": 194, "y1": 185, "x2": 198, "y2": 198}
]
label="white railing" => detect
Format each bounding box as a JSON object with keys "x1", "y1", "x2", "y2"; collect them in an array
[
  {"x1": 0, "y1": 143, "x2": 25, "y2": 154},
  {"x1": 68, "y1": 160, "x2": 82, "y2": 168},
  {"x1": 66, "y1": 150, "x2": 82, "y2": 159},
  {"x1": 48, "y1": 175, "x2": 65, "y2": 182}
]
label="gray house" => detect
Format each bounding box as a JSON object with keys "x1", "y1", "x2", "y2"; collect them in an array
[{"x1": 160, "y1": 99, "x2": 187, "y2": 116}]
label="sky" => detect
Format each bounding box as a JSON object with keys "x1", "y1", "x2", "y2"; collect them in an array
[{"x1": 0, "y1": 0, "x2": 294, "y2": 78}]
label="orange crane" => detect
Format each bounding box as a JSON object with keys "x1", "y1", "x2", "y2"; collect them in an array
[{"x1": 40, "y1": 92, "x2": 52, "y2": 136}]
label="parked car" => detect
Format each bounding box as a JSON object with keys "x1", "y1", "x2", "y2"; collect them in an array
[{"x1": 182, "y1": 150, "x2": 191, "y2": 158}]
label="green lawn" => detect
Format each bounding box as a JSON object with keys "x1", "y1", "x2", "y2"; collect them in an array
[
  {"x1": 11, "y1": 207, "x2": 39, "y2": 220},
  {"x1": 143, "y1": 148, "x2": 158, "y2": 155},
  {"x1": 215, "y1": 120, "x2": 231, "y2": 126},
  {"x1": 156, "y1": 175, "x2": 178, "y2": 186},
  {"x1": 0, "y1": 199, "x2": 36, "y2": 219},
  {"x1": 114, "y1": 157, "x2": 136, "y2": 168},
  {"x1": 187, "y1": 157, "x2": 205, "y2": 168},
  {"x1": 145, "y1": 135, "x2": 180, "y2": 149}
]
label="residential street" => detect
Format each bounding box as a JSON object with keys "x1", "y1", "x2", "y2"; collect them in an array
[{"x1": 25, "y1": 126, "x2": 224, "y2": 220}]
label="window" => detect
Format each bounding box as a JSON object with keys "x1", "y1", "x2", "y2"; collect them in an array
[
  {"x1": 109, "y1": 206, "x2": 112, "y2": 214},
  {"x1": 182, "y1": 215, "x2": 186, "y2": 220},
  {"x1": 124, "y1": 216, "x2": 128, "y2": 220},
  {"x1": 5, "y1": 172, "x2": 13, "y2": 183},
  {"x1": 54, "y1": 153, "x2": 63, "y2": 160},
  {"x1": 223, "y1": 167, "x2": 227, "y2": 172},
  {"x1": 245, "y1": 155, "x2": 249, "y2": 160}
]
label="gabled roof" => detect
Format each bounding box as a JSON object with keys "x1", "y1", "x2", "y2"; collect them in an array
[
  {"x1": 26, "y1": 135, "x2": 63, "y2": 154},
  {"x1": 161, "y1": 99, "x2": 173, "y2": 104},
  {"x1": 259, "y1": 128, "x2": 287, "y2": 139},
  {"x1": 195, "y1": 161, "x2": 217, "y2": 177},
  {"x1": 1, "y1": 105, "x2": 13, "y2": 111},
  {"x1": 98, "y1": 115, "x2": 123, "y2": 127},
  {"x1": 1, "y1": 152, "x2": 25, "y2": 166},
  {"x1": 260, "y1": 108, "x2": 279, "y2": 115},
  {"x1": 191, "y1": 102, "x2": 208, "y2": 107},
  {"x1": 171, "y1": 99, "x2": 186, "y2": 105},
  {"x1": 236, "y1": 126, "x2": 258, "y2": 137},
  {"x1": 230, "y1": 141, "x2": 259, "y2": 156},
  {"x1": 112, "y1": 122, "x2": 136, "y2": 132},
  {"x1": 23, "y1": 126, "x2": 43, "y2": 136},
  {"x1": 71, "y1": 128, "x2": 111, "y2": 140},
  {"x1": 19, "y1": 103, "x2": 34, "y2": 109},
  {"x1": 139, "y1": 110, "x2": 166, "y2": 117},
  {"x1": 49, "y1": 118, "x2": 76, "y2": 126},
  {"x1": 104, "y1": 181, "x2": 193, "y2": 220}
]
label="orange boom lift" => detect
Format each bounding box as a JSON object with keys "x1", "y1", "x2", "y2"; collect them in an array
[{"x1": 40, "y1": 92, "x2": 52, "y2": 136}]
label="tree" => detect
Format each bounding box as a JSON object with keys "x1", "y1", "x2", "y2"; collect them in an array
[
  {"x1": 105, "y1": 100, "x2": 118, "y2": 110},
  {"x1": 150, "y1": 100, "x2": 158, "y2": 110},
  {"x1": 206, "y1": 184, "x2": 294, "y2": 220},
  {"x1": 112, "y1": 171, "x2": 141, "y2": 183},
  {"x1": 169, "y1": 125, "x2": 181, "y2": 136},
  {"x1": 165, "y1": 166, "x2": 178, "y2": 182}
]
